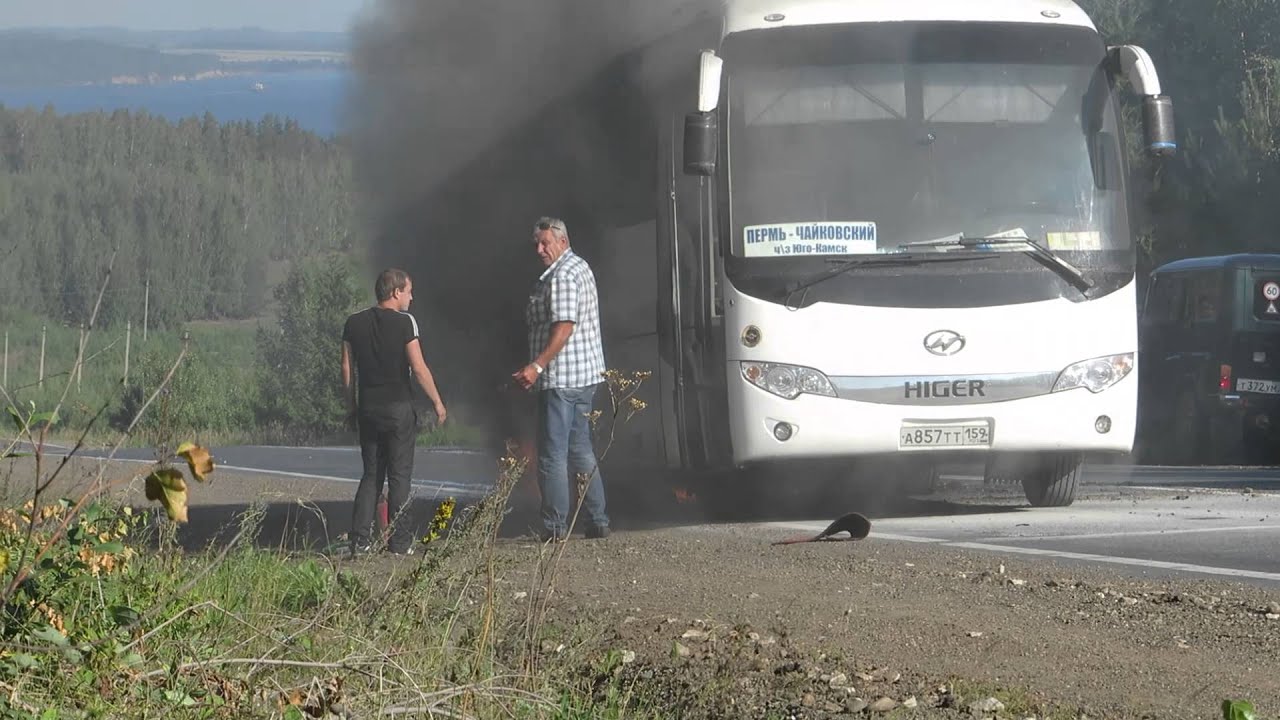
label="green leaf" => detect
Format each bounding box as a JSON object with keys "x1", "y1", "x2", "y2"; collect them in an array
[
  {"x1": 31, "y1": 625, "x2": 69, "y2": 647},
  {"x1": 108, "y1": 605, "x2": 140, "y2": 627},
  {"x1": 118, "y1": 652, "x2": 144, "y2": 668},
  {"x1": 283, "y1": 706, "x2": 305, "y2": 720},
  {"x1": 0, "y1": 451, "x2": 31, "y2": 459},
  {"x1": 6, "y1": 405, "x2": 23, "y2": 433},
  {"x1": 1223, "y1": 699, "x2": 1257, "y2": 720},
  {"x1": 94, "y1": 541, "x2": 125, "y2": 555},
  {"x1": 30, "y1": 410, "x2": 59, "y2": 428},
  {"x1": 40, "y1": 708, "x2": 57, "y2": 720},
  {"x1": 80, "y1": 504, "x2": 104, "y2": 524},
  {"x1": 10, "y1": 653, "x2": 38, "y2": 669}
]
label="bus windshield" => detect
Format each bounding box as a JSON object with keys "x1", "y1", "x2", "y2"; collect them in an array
[{"x1": 721, "y1": 21, "x2": 1133, "y2": 308}]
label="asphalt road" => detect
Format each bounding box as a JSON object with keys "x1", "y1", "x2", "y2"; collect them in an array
[
  {"x1": 43, "y1": 443, "x2": 1280, "y2": 587},
  {"x1": 763, "y1": 464, "x2": 1280, "y2": 588},
  {"x1": 49, "y1": 443, "x2": 501, "y2": 502}
]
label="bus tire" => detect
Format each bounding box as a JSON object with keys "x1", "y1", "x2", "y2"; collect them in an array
[{"x1": 1021, "y1": 455, "x2": 1080, "y2": 507}]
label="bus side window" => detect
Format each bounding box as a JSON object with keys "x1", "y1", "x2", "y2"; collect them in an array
[
  {"x1": 1145, "y1": 275, "x2": 1184, "y2": 325},
  {"x1": 1185, "y1": 271, "x2": 1222, "y2": 324}
]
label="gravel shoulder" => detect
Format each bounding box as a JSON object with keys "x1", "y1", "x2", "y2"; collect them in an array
[{"x1": 506, "y1": 521, "x2": 1280, "y2": 719}]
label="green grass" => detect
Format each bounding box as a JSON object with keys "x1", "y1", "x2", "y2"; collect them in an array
[
  {"x1": 0, "y1": 309, "x2": 261, "y2": 436},
  {"x1": 0, "y1": 443, "x2": 621, "y2": 719},
  {"x1": 2, "y1": 311, "x2": 492, "y2": 451},
  {"x1": 416, "y1": 420, "x2": 487, "y2": 449}
]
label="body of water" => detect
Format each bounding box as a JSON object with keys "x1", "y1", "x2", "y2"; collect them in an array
[{"x1": 0, "y1": 69, "x2": 350, "y2": 137}]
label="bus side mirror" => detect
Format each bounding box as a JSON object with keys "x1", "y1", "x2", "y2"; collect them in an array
[
  {"x1": 683, "y1": 111, "x2": 717, "y2": 176},
  {"x1": 1142, "y1": 95, "x2": 1176, "y2": 157},
  {"x1": 1109, "y1": 45, "x2": 1177, "y2": 157},
  {"x1": 683, "y1": 49, "x2": 723, "y2": 176}
]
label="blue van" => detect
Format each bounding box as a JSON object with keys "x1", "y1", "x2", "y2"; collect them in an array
[{"x1": 1137, "y1": 253, "x2": 1280, "y2": 465}]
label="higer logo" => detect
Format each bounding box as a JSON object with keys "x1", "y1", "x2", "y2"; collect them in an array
[
  {"x1": 923, "y1": 330, "x2": 966, "y2": 356},
  {"x1": 904, "y1": 379, "x2": 987, "y2": 400}
]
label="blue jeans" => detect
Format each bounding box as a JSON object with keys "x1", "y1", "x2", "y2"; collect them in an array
[{"x1": 537, "y1": 384, "x2": 608, "y2": 534}]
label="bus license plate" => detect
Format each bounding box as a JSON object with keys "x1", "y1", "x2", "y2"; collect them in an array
[
  {"x1": 899, "y1": 421, "x2": 991, "y2": 449},
  {"x1": 1238, "y1": 378, "x2": 1280, "y2": 394}
]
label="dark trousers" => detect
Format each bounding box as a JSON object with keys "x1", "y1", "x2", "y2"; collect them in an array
[{"x1": 352, "y1": 400, "x2": 416, "y2": 551}]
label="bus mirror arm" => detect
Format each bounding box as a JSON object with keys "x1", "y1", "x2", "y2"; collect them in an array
[{"x1": 1108, "y1": 45, "x2": 1176, "y2": 157}]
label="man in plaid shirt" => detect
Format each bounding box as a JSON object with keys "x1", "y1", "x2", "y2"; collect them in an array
[{"x1": 512, "y1": 216, "x2": 610, "y2": 541}]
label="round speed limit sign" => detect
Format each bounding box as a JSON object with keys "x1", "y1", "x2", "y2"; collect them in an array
[{"x1": 1265, "y1": 282, "x2": 1280, "y2": 301}]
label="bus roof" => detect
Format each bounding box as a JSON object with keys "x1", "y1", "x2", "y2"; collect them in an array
[
  {"x1": 722, "y1": 0, "x2": 1096, "y2": 36},
  {"x1": 1152, "y1": 253, "x2": 1280, "y2": 274}
]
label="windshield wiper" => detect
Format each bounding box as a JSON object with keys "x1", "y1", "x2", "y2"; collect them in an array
[
  {"x1": 896, "y1": 233, "x2": 1094, "y2": 297},
  {"x1": 778, "y1": 253, "x2": 987, "y2": 308}
]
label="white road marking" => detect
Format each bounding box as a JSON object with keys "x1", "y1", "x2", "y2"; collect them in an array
[
  {"x1": 1123, "y1": 484, "x2": 1280, "y2": 496},
  {"x1": 55, "y1": 453, "x2": 486, "y2": 498},
  {"x1": 234, "y1": 445, "x2": 490, "y2": 456},
  {"x1": 765, "y1": 522, "x2": 1280, "y2": 583},
  {"x1": 982, "y1": 524, "x2": 1278, "y2": 543},
  {"x1": 946, "y1": 541, "x2": 1280, "y2": 582},
  {"x1": 215, "y1": 464, "x2": 485, "y2": 498}
]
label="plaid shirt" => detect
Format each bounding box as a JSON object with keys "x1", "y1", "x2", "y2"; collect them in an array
[{"x1": 526, "y1": 249, "x2": 606, "y2": 390}]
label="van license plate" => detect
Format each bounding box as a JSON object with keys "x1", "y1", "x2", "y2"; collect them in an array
[
  {"x1": 899, "y1": 421, "x2": 991, "y2": 448},
  {"x1": 1238, "y1": 378, "x2": 1280, "y2": 394}
]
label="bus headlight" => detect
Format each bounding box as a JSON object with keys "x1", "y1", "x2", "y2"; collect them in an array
[
  {"x1": 1053, "y1": 353, "x2": 1134, "y2": 394},
  {"x1": 741, "y1": 362, "x2": 836, "y2": 400}
]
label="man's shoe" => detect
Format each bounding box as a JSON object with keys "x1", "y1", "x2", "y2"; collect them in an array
[
  {"x1": 387, "y1": 546, "x2": 416, "y2": 556},
  {"x1": 349, "y1": 542, "x2": 373, "y2": 556},
  {"x1": 585, "y1": 525, "x2": 610, "y2": 540},
  {"x1": 540, "y1": 529, "x2": 566, "y2": 543}
]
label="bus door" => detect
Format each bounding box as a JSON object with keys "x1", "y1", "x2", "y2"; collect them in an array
[{"x1": 657, "y1": 113, "x2": 731, "y2": 470}]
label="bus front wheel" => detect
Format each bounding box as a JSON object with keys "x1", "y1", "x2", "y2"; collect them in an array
[{"x1": 1020, "y1": 454, "x2": 1081, "y2": 507}]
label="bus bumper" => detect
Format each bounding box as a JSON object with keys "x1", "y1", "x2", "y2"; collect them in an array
[{"x1": 726, "y1": 364, "x2": 1137, "y2": 465}]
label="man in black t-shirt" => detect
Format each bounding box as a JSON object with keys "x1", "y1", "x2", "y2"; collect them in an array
[{"x1": 341, "y1": 268, "x2": 447, "y2": 555}]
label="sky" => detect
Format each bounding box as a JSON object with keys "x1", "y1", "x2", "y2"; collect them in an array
[{"x1": 0, "y1": 0, "x2": 373, "y2": 32}]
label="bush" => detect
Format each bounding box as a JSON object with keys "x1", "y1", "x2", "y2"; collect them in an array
[
  {"x1": 254, "y1": 254, "x2": 365, "y2": 442},
  {"x1": 112, "y1": 347, "x2": 257, "y2": 442}
]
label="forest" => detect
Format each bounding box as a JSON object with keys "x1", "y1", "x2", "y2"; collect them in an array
[
  {"x1": 0, "y1": 105, "x2": 366, "y2": 444},
  {"x1": 1080, "y1": 0, "x2": 1280, "y2": 271},
  {"x1": 0, "y1": 106, "x2": 355, "y2": 328}
]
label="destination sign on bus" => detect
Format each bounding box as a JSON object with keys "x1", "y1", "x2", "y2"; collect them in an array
[{"x1": 743, "y1": 221, "x2": 878, "y2": 258}]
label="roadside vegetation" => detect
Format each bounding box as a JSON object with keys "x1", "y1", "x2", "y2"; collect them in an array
[
  {"x1": 0, "y1": 294, "x2": 655, "y2": 717},
  {"x1": 0, "y1": 256, "x2": 483, "y2": 449}
]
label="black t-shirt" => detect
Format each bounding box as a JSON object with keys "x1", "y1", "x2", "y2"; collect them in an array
[{"x1": 342, "y1": 307, "x2": 419, "y2": 407}]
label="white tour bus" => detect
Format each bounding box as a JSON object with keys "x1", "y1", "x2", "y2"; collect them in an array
[
  {"x1": 662, "y1": 0, "x2": 1174, "y2": 507},
  {"x1": 416, "y1": 0, "x2": 1177, "y2": 509}
]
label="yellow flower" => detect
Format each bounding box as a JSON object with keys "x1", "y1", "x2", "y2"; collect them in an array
[{"x1": 420, "y1": 497, "x2": 456, "y2": 545}]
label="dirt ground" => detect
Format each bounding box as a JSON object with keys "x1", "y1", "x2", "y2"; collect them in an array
[
  {"x1": 509, "y1": 524, "x2": 1280, "y2": 719},
  {"x1": 7, "y1": 453, "x2": 1279, "y2": 718}
]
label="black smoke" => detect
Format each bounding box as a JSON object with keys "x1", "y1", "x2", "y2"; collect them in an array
[{"x1": 346, "y1": 0, "x2": 716, "y2": 448}]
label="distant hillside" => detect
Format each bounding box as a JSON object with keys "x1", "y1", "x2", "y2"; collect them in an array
[
  {"x1": 0, "y1": 30, "x2": 347, "y2": 87},
  {"x1": 0, "y1": 32, "x2": 223, "y2": 86},
  {"x1": 15, "y1": 27, "x2": 350, "y2": 54}
]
